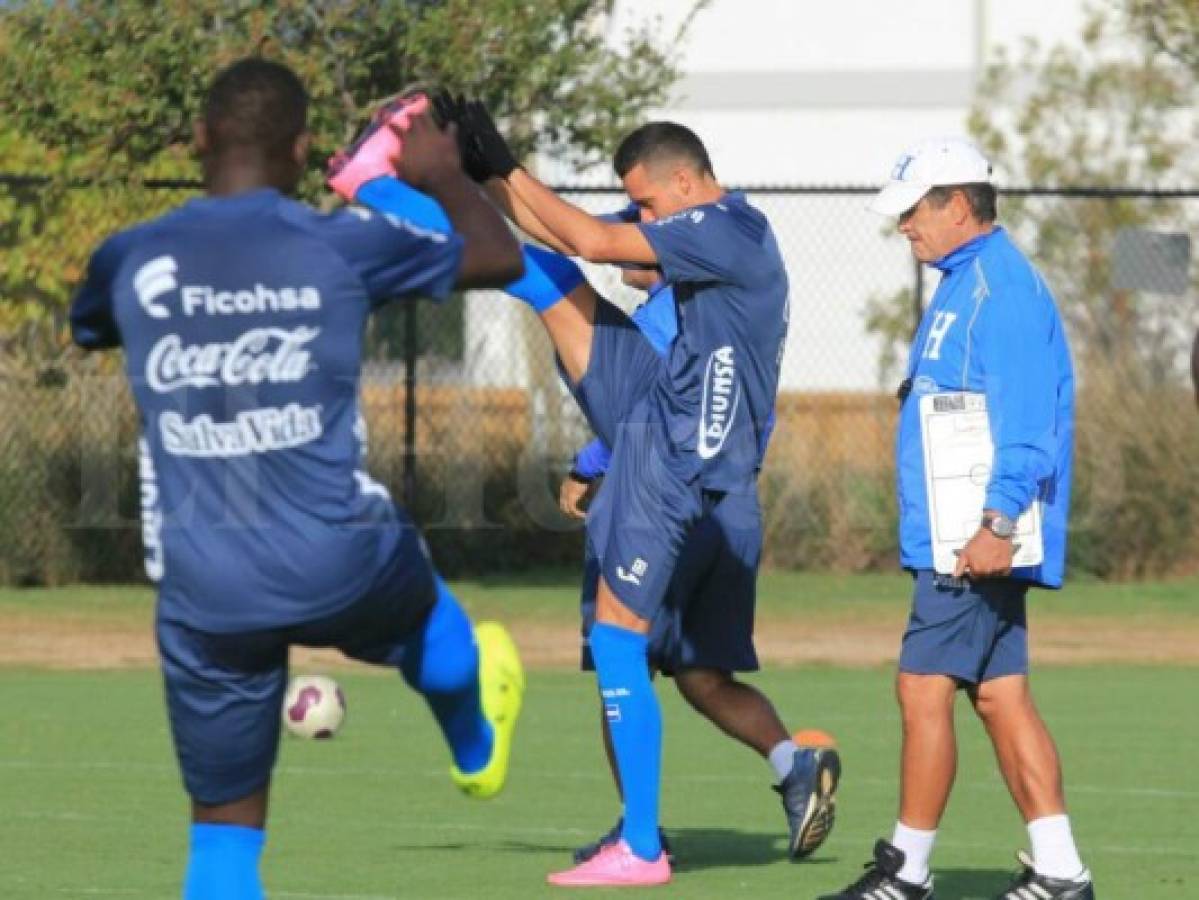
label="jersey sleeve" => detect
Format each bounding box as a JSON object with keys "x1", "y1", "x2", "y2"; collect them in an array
[
  {"x1": 322, "y1": 206, "x2": 464, "y2": 307},
  {"x1": 353, "y1": 176, "x2": 451, "y2": 234},
  {"x1": 572, "y1": 437, "x2": 611, "y2": 480},
  {"x1": 70, "y1": 232, "x2": 129, "y2": 350},
  {"x1": 636, "y1": 204, "x2": 741, "y2": 285}
]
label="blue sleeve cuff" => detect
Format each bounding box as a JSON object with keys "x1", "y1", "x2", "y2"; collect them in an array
[
  {"x1": 505, "y1": 245, "x2": 586, "y2": 313},
  {"x1": 354, "y1": 176, "x2": 452, "y2": 233},
  {"x1": 572, "y1": 438, "x2": 611, "y2": 479},
  {"x1": 983, "y1": 489, "x2": 1024, "y2": 520}
]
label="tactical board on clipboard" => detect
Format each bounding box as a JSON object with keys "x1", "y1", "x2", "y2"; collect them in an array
[{"x1": 918, "y1": 392, "x2": 1043, "y2": 574}]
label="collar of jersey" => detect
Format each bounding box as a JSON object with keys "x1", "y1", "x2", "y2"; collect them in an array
[
  {"x1": 188, "y1": 186, "x2": 283, "y2": 211},
  {"x1": 931, "y1": 225, "x2": 1004, "y2": 273}
]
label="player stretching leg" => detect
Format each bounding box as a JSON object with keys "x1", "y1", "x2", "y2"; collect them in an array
[
  {"x1": 362, "y1": 98, "x2": 837, "y2": 886},
  {"x1": 561, "y1": 266, "x2": 838, "y2": 865},
  {"x1": 343, "y1": 160, "x2": 842, "y2": 880},
  {"x1": 70, "y1": 60, "x2": 524, "y2": 899}
]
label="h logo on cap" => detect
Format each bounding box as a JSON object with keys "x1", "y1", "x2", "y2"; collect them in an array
[{"x1": 891, "y1": 154, "x2": 915, "y2": 181}]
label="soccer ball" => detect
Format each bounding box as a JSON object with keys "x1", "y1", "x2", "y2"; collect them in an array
[
  {"x1": 282, "y1": 675, "x2": 346, "y2": 739},
  {"x1": 793, "y1": 728, "x2": 838, "y2": 749}
]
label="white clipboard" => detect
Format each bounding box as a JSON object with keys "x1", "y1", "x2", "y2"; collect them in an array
[{"x1": 918, "y1": 391, "x2": 1043, "y2": 574}]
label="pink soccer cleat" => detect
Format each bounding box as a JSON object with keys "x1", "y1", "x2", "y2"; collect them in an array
[
  {"x1": 326, "y1": 94, "x2": 430, "y2": 201},
  {"x1": 546, "y1": 839, "x2": 671, "y2": 888}
]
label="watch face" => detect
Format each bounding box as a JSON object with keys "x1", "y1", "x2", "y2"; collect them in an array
[{"x1": 987, "y1": 515, "x2": 1015, "y2": 538}]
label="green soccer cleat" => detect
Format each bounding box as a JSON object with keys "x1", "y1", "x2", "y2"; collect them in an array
[{"x1": 451, "y1": 621, "x2": 525, "y2": 799}]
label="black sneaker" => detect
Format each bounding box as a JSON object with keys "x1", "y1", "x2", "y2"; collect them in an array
[
  {"x1": 994, "y1": 850, "x2": 1094, "y2": 899},
  {"x1": 817, "y1": 839, "x2": 934, "y2": 899},
  {"x1": 776, "y1": 746, "x2": 842, "y2": 858},
  {"x1": 572, "y1": 818, "x2": 673, "y2": 866}
]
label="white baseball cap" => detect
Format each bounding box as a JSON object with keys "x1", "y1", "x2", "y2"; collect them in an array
[{"x1": 870, "y1": 137, "x2": 992, "y2": 216}]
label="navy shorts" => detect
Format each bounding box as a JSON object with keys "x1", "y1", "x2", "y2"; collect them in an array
[
  {"x1": 569, "y1": 298, "x2": 664, "y2": 449},
  {"x1": 580, "y1": 489, "x2": 762, "y2": 675},
  {"x1": 899, "y1": 570, "x2": 1029, "y2": 684},
  {"x1": 156, "y1": 514, "x2": 437, "y2": 805},
  {"x1": 570, "y1": 298, "x2": 711, "y2": 617}
]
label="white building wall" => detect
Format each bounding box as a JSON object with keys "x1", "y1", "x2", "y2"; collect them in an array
[{"x1": 467, "y1": 0, "x2": 1090, "y2": 390}]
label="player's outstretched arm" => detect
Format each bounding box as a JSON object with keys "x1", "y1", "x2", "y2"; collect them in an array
[
  {"x1": 455, "y1": 100, "x2": 657, "y2": 266},
  {"x1": 483, "y1": 178, "x2": 576, "y2": 256},
  {"x1": 505, "y1": 168, "x2": 656, "y2": 266},
  {"x1": 397, "y1": 113, "x2": 523, "y2": 289},
  {"x1": 70, "y1": 233, "x2": 128, "y2": 350}
]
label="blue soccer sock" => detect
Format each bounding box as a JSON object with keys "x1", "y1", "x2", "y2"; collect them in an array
[
  {"x1": 400, "y1": 577, "x2": 493, "y2": 773},
  {"x1": 184, "y1": 823, "x2": 265, "y2": 900},
  {"x1": 588, "y1": 622, "x2": 662, "y2": 862},
  {"x1": 504, "y1": 244, "x2": 587, "y2": 313}
]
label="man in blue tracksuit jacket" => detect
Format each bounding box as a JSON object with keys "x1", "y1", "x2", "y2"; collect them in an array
[{"x1": 821, "y1": 139, "x2": 1093, "y2": 900}]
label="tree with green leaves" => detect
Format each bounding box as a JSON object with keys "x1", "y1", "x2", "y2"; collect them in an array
[
  {"x1": 0, "y1": 0, "x2": 705, "y2": 585},
  {"x1": 862, "y1": 0, "x2": 1199, "y2": 577},
  {"x1": 0, "y1": 0, "x2": 702, "y2": 358},
  {"x1": 967, "y1": 0, "x2": 1199, "y2": 577},
  {"x1": 968, "y1": 0, "x2": 1197, "y2": 371}
]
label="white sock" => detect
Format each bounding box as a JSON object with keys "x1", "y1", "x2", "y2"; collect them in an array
[
  {"x1": 892, "y1": 821, "x2": 936, "y2": 886},
  {"x1": 1028, "y1": 814, "x2": 1086, "y2": 880},
  {"x1": 768, "y1": 739, "x2": 798, "y2": 782}
]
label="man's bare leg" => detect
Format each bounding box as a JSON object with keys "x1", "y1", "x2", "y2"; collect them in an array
[
  {"x1": 185, "y1": 787, "x2": 269, "y2": 898},
  {"x1": 887, "y1": 672, "x2": 958, "y2": 885},
  {"x1": 673, "y1": 667, "x2": 789, "y2": 756},
  {"x1": 969, "y1": 675, "x2": 1087, "y2": 880},
  {"x1": 192, "y1": 788, "x2": 269, "y2": 829}
]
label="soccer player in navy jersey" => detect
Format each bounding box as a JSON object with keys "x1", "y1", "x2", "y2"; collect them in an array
[
  {"x1": 441, "y1": 102, "x2": 840, "y2": 887},
  {"x1": 69, "y1": 59, "x2": 526, "y2": 899},
  {"x1": 339, "y1": 165, "x2": 835, "y2": 875}
]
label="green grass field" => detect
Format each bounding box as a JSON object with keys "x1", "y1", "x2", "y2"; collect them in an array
[{"x1": 2, "y1": 576, "x2": 1197, "y2": 898}]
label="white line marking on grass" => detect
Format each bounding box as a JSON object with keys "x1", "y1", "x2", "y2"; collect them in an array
[{"x1": 5, "y1": 758, "x2": 1196, "y2": 801}]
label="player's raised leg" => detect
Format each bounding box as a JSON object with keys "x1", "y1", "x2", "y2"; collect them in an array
[
  {"x1": 396, "y1": 577, "x2": 524, "y2": 799},
  {"x1": 327, "y1": 521, "x2": 524, "y2": 801}
]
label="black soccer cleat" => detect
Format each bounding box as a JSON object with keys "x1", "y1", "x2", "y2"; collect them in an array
[
  {"x1": 776, "y1": 746, "x2": 842, "y2": 859},
  {"x1": 572, "y1": 818, "x2": 674, "y2": 866},
  {"x1": 993, "y1": 850, "x2": 1095, "y2": 900},
  {"x1": 817, "y1": 839, "x2": 934, "y2": 899}
]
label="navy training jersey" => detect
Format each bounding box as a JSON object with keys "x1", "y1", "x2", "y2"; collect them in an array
[
  {"x1": 70, "y1": 188, "x2": 463, "y2": 632},
  {"x1": 638, "y1": 192, "x2": 789, "y2": 491}
]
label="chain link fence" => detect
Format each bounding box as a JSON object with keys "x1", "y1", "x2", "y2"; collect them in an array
[{"x1": 2, "y1": 176, "x2": 1197, "y2": 584}]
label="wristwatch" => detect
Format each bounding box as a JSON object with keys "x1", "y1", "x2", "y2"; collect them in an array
[{"x1": 981, "y1": 511, "x2": 1016, "y2": 539}]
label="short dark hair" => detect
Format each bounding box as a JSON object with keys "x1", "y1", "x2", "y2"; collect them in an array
[
  {"x1": 613, "y1": 122, "x2": 714, "y2": 179},
  {"x1": 925, "y1": 183, "x2": 997, "y2": 223},
  {"x1": 204, "y1": 57, "x2": 308, "y2": 157}
]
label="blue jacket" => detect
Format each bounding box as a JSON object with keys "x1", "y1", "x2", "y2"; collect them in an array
[{"x1": 897, "y1": 227, "x2": 1074, "y2": 588}]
